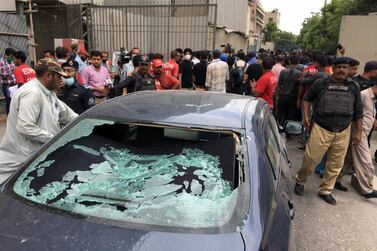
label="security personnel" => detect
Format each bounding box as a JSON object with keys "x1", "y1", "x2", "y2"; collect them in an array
[
  {"x1": 59, "y1": 60, "x2": 95, "y2": 114},
  {"x1": 294, "y1": 57, "x2": 363, "y2": 205},
  {"x1": 114, "y1": 55, "x2": 155, "y2": 96}
]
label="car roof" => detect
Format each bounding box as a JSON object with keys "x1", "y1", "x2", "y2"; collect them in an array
[{"x1": 85, "y1": 91, "x2": 261, "y2": 129}]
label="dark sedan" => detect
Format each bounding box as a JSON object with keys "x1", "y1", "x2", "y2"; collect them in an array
[{"x1": 0, "y1": 91, "x2": 295, "y2": 251}]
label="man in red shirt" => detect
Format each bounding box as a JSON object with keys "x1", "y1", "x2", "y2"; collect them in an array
[
  {"x1": 164, "y1": 50, "x2": 180, "y2": 78},
  {"x1": 14, "y1": 51, "x2": 36, "y2": 86},
  {"x1": 152, "y1": 59, "x2": 180, "y2": 90},
  {"x1": 250, "y1": 56, "x2": 277, "y2": 108}
]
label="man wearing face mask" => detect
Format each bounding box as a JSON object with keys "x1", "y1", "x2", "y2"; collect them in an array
[
  {"x1": 58, "y1": 60, "x2": 95, "y2": 114},
  {"x1": 0, "y1": 59, "x2": 77, "y2": 184},
  {"x1": 179, "y1": 48, "x2": 194, "y2": 90},
  {"x1": 0, "y1": 47, "x2": 16, "y2": 114}
]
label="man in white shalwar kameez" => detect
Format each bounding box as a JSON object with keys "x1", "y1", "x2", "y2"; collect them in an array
[{"x1": 0, "y1": 59, "x2": 77, "y2": 183}]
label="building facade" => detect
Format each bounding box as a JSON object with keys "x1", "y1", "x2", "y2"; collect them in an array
[
  {"x1": 264, "y1": 8, "x2": 280, "y2": 29},
  {"x1": 249, "y1": 0, "x2": 265, "y2": 51}
]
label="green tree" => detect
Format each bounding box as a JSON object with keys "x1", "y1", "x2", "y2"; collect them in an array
[
  {"x1": 275, "y1": 31, "x2": 298, "y2": 51},
  {"x1": 262, "y1": 22, "x2": 278, "y2": 43}
]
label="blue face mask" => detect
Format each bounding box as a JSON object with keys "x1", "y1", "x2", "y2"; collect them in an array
[{"x1": 64, "y1": 77, "x2": 75, "y2": 86}]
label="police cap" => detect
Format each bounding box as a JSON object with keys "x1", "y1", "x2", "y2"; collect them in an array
[
  {"x1": 62, "y1": 59, "x2": 79, "y2": 70},
  {"x1": 364, "y1": 61, "x2": 377, "y2": 72},
  {"x1": 332, "y1": 57, "x2": 353, "y2": 66},
  {"x1": 138, "y1": 55, "x2": 151, "y2": 65}
]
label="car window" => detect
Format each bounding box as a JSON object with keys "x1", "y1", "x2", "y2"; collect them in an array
[
  {"x1": 264, "y1": 116, "x2": 281, "y2": 179},
  {"x1": 12, "y1": 118, "x2": 243, "y2": 232}
]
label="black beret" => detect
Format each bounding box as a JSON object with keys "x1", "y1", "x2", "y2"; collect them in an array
[
  {"x1": 332, "y1": 57, "x2": 352, "y2": 66},
  {"x1": 364, "y1": 61, "x2": 377, "y2": 72},
  {"x1": 61, "y1": 59, "x2": 79, "y2": 69}
]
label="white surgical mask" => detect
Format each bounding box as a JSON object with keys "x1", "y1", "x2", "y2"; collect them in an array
[
  {"x1": 64, "y1": 77, "x2": 75, "y2": 86},
  {"x1": 184, "y1": 54, "x2": 191, "y2": 61}
]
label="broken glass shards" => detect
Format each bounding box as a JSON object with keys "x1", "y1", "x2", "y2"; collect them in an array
[{"x1": 14, "y1": 137, "x2": 239, "y2": 229}]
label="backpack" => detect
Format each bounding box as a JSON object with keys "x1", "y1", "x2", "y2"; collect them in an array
[{"x1": 227, "y1": 62, "x2": 247, "y2": 94}]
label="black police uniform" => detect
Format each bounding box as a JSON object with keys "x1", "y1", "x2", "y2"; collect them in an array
[
  {"x1": 114, "y1": 72, "x2": 155, "y2": 96},
  {"x1": 354, "y1": 75, "x2": 373, "y2": 91},
  {"x1": 305, "y1": 77, "x2": 363, "y2": 132},
  {"x1": 58, "y1": 80, "x2": 95, "y2": 114}
]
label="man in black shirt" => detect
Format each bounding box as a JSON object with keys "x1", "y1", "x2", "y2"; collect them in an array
[
  {"x1": 294, "y1": 57, "x2": 363, "y2": 205},
  {"x1": 276, "y1": 55, "x2": 302, "y2": 125},
  {"x1": 59, "y1": 60, "x2": 95, "y2": 114},
  {"x1": 179, "y1": 48, "x2": 194, "y2": 89},
  {"x1": 192, "y1": 51, "x2": 208, "y2": 90},
  {"x1": 354, "y1": 61, "x2": 377, "y2": 91},
  {"x1": 114, "y1": 55, "x2": 155, "y2": 96},
  {"x1": 244, "y1": 54, "x2": 264, "y2": 95}
]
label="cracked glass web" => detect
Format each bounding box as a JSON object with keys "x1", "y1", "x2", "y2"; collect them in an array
[{"x1": 13, "y1": 119, "x2": 239, "y2": 229}]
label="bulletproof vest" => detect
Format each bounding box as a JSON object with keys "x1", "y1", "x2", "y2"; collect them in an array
[
  {"x1": 134, "y1": 73, "x2": 156, "y2": 92},
  {"x1": 316, "y1": 80, "x2": 355, "y2": 116}
]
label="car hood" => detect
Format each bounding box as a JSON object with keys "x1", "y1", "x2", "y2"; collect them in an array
[{"x1": 0, "y1": 193, "x2": 244, "y2": 251}]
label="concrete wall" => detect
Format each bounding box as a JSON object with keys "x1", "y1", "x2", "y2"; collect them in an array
[
  {"x1": 339, "y1": 15, "x2": 377, "y2": 74},
  {"x1": 216, "y1": 0, "x2": 249, "y2": 35}
]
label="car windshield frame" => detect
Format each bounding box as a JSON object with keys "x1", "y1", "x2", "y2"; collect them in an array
[{"x1": 4, "y1": 115, "x2": 251, "y2": 235}]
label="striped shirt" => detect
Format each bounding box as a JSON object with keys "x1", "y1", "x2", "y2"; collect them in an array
[
  {"x1": 0, "y1": 57, "x2": 16, "y2": 85},
  {"x1": 205, "y1": 59, "x2": 229, "y2": 93}
]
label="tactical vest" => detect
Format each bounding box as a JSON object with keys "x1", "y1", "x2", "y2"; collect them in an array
[
  {"x1": 316, "y1": 80, "x2": 355, "y2": 116},
  {"x1": 134, "y1": 73, "x2": 156, "y2": 92}
]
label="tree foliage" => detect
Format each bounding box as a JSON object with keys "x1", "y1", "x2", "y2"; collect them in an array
[
  {"x1": 298, "y1": 0, "x2": 377, "y2": 53},
  {"x1": 262, "y1": 22, "x2": 298, "y2": 51}
]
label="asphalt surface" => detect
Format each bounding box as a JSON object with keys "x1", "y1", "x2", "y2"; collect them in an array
[
  {"x1": 289, "y1": 134, "x2": 377, "y2": 251},
  {"x1": 0, "y1": 116, "x2": 376, "y2": 250}
]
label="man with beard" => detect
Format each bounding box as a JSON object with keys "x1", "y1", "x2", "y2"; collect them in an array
[
  {"x1": 294, "y1": 57, "x2": 363, "y2": 205},
  {"x1": 82, "y1": 50, "x2": 112, "y2": 104},
  {"x1": 0, "y1": 59, "x2": 77, "y2": 184}
]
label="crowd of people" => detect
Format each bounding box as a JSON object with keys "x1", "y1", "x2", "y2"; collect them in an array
[{"x1": 0, "y1": 44, "x2": 377, "y2": 205}]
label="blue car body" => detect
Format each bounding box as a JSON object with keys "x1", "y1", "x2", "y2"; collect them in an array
[{"x1": 0, "y1": 91, "x2": 294, "y2": 251}]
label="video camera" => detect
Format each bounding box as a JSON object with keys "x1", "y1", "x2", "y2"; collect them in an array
[{"x1": 118, "y1": 47, "x2": 131, "y2": 65}]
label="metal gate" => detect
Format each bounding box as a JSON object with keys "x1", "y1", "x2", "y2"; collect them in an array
[{"x1": 87, "y1": 3, "x2": 217, "y2": 57}]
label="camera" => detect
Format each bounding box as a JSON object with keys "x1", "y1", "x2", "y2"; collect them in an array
[{"x1": 118, "y1": 47, "x2": 131, "y2": 65}]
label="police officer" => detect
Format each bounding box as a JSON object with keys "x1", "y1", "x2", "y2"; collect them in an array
[
  {"x1": 354, "y1": 61, "x2": 377, "y2": 91},
  {"x1": 114, "y1": 55, "x2": 155, "y2": 96},
  {"x1": 59, "y1": 60, "x2": 95, "y2": 114},
  {"x1": 294, "y1": 57, "x2": 363, "y2": 205}
]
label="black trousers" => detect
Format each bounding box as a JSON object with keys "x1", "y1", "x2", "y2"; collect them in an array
[{"x1": 277, "y1": 94, "x2": 300, "y2": 126}]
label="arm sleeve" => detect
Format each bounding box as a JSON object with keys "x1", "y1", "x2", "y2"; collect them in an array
[
  {"x1": 14, "y1": 68, "x2": 24, "y2": 84},
  {"x1": 303, "y1": 79, "x2": 322, "y2": 102},
  {"x1": 82, "y1": 88, "x2": 96, "y2": 110},
  {"x1": 353, "y1": 85, "x2": 363, "y2": 121},
  {"x1": 58, "y1": 99, "x2": 78, "y2": 126},
  {"x1": 81, "y1": 68, "x2": 89, "y2": 85},
  {"x1": 174, "y1": 64, "x2": 179, "y2": 78},
  {"x1": 255, "y1": 78, "x2": 267, "y2": 94},
  {"x1": 205, "y1": 66, "x2": 212, "y2": 89},
  {"x1": 114, "y1": 76, "x2": 135, "y2": 96},
  {"x1": 16, "y1": 91, "x2": 54, "y2": 143}
]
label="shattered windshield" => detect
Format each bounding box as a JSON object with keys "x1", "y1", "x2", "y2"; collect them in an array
[{"x1": 13, "y1": 118, "x2": 243, "y2": 231}]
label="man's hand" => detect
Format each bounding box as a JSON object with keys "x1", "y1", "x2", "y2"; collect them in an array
[
  {"x1": 303, "y1": 116, "x2": 311, "y2": 130},
  {"x1": 93, "y1": 86, "x2": 109, "y2": 95},
  {"x1": 55, "y1": 79, "x2": 64, "y2": 94},
  {"x1": 352, "y1": 132, "x2": 361, "y2": 145},
  {"x1": 297, "y1": 99, "x2": 302, "y2": 109}
]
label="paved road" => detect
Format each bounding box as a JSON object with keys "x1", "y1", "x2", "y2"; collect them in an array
[
  {"x1": 0, "y1": 116, "x2": 376, "y2": 250},
  {"x1": 289, "y1": 135, "x2": 377, "y2": 251}
]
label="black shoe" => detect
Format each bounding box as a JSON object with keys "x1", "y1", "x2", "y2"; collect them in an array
[
  {"x1": 296, "y1": 145, "x2": 306, "y2": 151},
  {"x1": 334, "y1": 181, "x2": 348, "y2": 192},
  {"x1": 365, "y1": 190, "x2": 377, "y2": 199},
  {"x1": 294, "y1": 183, "x2": 304, "y2": 196},
  {"x1": 318, "y1": 194, "x2": 337, "y2": 205}
]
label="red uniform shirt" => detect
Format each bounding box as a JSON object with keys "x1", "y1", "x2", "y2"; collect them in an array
[
  {"x1": 155, "y1": 72, "x2": 180, "y2": 90},
  {"x1": 163, "y1": 60, "x2": 179, "y2": 78},
  {"x1": 14, "y1": 64, "x2": 36, "y2": 84},
  {"x1": 255, "y1": 71, "x2": 277, "y2": 108}
]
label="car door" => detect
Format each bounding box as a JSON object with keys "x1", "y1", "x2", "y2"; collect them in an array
[{"x1": 260, "y1": 110, "x2": 294, "y2": 250}]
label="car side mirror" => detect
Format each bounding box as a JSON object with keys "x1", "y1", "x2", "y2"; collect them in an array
[{"x1": 283, "y1": 120, "x2": 303, "y2": 136}]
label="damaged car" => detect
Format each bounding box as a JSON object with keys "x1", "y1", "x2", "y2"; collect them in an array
[{"x1": 0, "y1": 91, "x2": 295, "y2": 251}]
